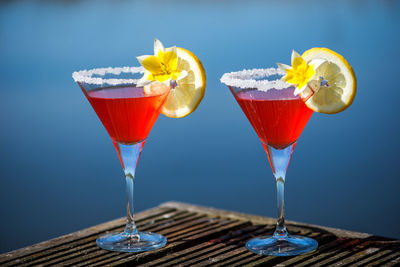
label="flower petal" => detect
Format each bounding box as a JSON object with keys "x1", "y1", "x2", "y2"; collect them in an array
[
  {"x1": 284, "y1": 71, "x2": 296, "y2": 84},
  {"x1": 171, "y1": 71, "x2": 181, "y2": 81},
  {"x1": 292, "y1": 56, "x2": 305, "y2": 69},
  {"x1": 163, "y1": 50, "x2": 178, "y2": 70},
  {"x1": 280, "y1": 74, "x2": 288, "y2": 81},
  {"x1": 291, "y1": 50, "x2": 302, "y2": 65},
  {"x1": 136, "y1": 55, "x2": 152, "y2": 65},
  {"x1": 177, "y1": 70, "x2": 188, "y2": 81},
  {"x1": 165, "y1": 46, "x2": 177, "y2": 54},
  {"x1": 306, "y1": 64, "x2": 316, "y2": 80},
  {"x1": 136, "y1": 72, "x2": 153, "y2": 87},
  {"x1": 154, "y1": 38, "x2": 165, "y2": 56},
  {"x1": 277, "y1": 63, "x2": 291, "y2": 72},
  {"x1": 153, "y1": 74, "x2": 171, "y2": 83},
  {"x1": 156, "y1": 49, "x2": 165, "y2": 62},
  {"x1": 142, "y1": 56, "x2": 163, "y2": 74}
]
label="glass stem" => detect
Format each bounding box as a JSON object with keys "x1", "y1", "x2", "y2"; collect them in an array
[
  {"x1": 125, "y1": 173, "x2": 138, "y2": 236},
  {"x1": 113, "y1": 140, "x2": 145, "y2": 238},
  {"x1": 263, "y1": 142, "x2": 296, "y2": 239},
  {"x1": 274, "y1": 176, "x2": 287, "y2": 237}
]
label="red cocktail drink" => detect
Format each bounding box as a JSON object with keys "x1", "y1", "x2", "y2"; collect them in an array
[
  {"x1": 234, "y1": 88, "x2": 312, "y2": 149},
  {"x1": 85, "y1": 87, "x2": 168, "y2": 144}
]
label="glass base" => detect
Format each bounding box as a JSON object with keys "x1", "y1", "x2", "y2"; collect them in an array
[
  {"x1": 96, "y1": 231, "x2": 167, "y2": 252},
  {"x1": 246, "y1": 235, "x2": 318, "y2": 256}
]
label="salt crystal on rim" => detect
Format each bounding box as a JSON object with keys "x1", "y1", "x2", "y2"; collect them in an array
[
  {"x1": 220, "y1": 67, "x2": 292, "y2": 91},
  {"x1": 72, "y1": 66, "x2": 145, "y2": 86}
]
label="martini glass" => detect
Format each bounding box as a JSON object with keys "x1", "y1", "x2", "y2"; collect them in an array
[
  {"x1": 72, "y1": 67, "x2": 168, "y2": 252},
  {"x1": 221, "y1": 68, "x2": 318, "y2": 256}
]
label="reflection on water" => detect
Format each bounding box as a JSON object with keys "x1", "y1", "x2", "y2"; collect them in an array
[{"x1": 0, "y1": 0, "x2": 399, "y2": 253}]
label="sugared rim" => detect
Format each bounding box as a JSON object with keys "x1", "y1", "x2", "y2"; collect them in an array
[
  {"x1": 220, "y1": 67, "x2": 292, "y2": 91},
  {"x1": 72, "y1": 66, "x2": 145, "y2": 85}
]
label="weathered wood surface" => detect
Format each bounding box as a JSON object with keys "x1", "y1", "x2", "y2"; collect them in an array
[{"x1": 1, "y1": 201, "x2": 399, "y2": 266}]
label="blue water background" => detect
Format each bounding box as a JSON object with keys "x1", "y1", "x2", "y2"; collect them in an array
[{"x1": 0, "y1": 0, "x2": 399, "y2": 253}]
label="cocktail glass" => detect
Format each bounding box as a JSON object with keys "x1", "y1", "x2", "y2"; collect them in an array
[
  {"x1": 221, "y1": 68, "x2": 318, "y2": 256},
  {"x1": 72, "y1": 67, "x2": 168, "y2": 252}
]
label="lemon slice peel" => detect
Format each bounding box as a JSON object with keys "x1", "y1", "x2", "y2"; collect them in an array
[
  {"x1": 301, "y1": 47, "x2": 357, "y2": 114},
  {"x1": 160, "y1": 47, "x2": 206, "y2": 118}
]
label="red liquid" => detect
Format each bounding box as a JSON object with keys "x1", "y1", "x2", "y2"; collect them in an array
[
  {"x1": 85, "y1": 86, "x2": 168, "y2": 144},
  {"x1": 234, "y1": 89, "x2": 313, "y2": 149}
]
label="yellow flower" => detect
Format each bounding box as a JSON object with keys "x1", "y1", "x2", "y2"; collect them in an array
[
  {"x1": 277, "y1": 50, "x2": 322, "y2": 95},
  {"x1": 136, "y1": 39, "x2": 187, "y2": 87}
]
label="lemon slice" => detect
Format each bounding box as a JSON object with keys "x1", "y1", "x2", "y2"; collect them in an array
[
  {"x1": 161, "y1": 47, "x2": 206, "y2": 118},
  {"x1": 301, "y1": 48, "x2": 356, "y2": 114}
]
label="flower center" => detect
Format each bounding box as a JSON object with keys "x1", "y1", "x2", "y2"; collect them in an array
[{"x1": 160, "y1": 62, "x2": 171, "y2": 75}]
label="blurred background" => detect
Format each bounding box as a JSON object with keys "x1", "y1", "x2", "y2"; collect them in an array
[{"x1": 1, "y1": 0, "x2": 399, "y2": 253}]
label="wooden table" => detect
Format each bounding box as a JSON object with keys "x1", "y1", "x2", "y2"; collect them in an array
[{"x1": 1, "y1": 202, "x2": 399, "y2": 266}]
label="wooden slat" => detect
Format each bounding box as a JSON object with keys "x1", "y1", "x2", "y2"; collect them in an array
[
  {"x1": 366, "y1": 251, "x2": 400, "y2": 266},
  {"x1": 15, "y1": 211, "x2": 197, "y2": 267},
  {"x1": 143, "y1": 225, "x2": 269, "y2": 267},
  {"x1": 73, "y1": 217, "x2": 234, "y2": 267},
  {"x1": 80, "y1": 218, "x2": 228, "y2": 267},
  {"x1": 274, "y1": 234, "x2": 345, "y2": 266},
  {"x1": 1, "y1": 201, "x2": 399, "y2": 267},
  {"x1": 0, "y1": 206, "x2": 176, "y2": 266},
  {"x1": 91, "y1": 220, "x2": 250, "y2": 267},
  {"x1": 208, "y1": 232, "x2": 334, "y2": 267},
  {"x1": 353, "y1": 248, "x2": 397, "y2": 266}
]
